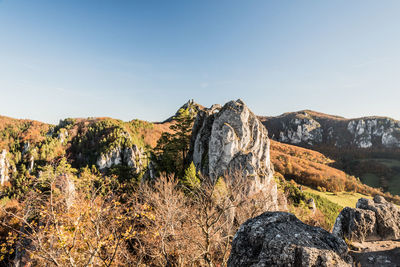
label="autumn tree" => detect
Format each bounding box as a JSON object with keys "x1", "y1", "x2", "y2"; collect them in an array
[{"x1": 1, "y1": 162, "x2": 137, "y2": 266}]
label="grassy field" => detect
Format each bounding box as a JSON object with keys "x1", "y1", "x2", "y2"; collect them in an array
[
  {"x1": 303, "y1": 186, "x2": 372, "y2": 208},
  {"x1": 357, "y1": 158, "x2": 400, "y2": 196},
  {"x1": 375, "y1": 158, "x2": 400, "y2": 168},
  {"x1": 361, "y1": 173, "x2": 381, "y2": 189},
  {"x1": 388, "y1": 174, "x2": 400, "y2": 195}
]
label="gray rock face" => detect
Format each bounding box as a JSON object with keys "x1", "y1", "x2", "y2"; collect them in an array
[
  {"x1": 347, "y1": 119, "x2": 400, "y2": 148},
  {"x1": 332, "y1": 207, "x2": 377, "y2": 242},
  {"x1": 333, "y1": 196, "x2": 400, "y2": 242},
  {"x1": 189, "y1": 99, "x2": 277, "y2": 206},
  {"x1": 228, "y1": 212, "x2": 352, "y2": 267},
  {"x1": 0, "y1": 149, "x2": 10, "y2": 185},
  {"x1": 278, "y1": 115, "x2": 323, "y2": 145},
  {"x1": 96, "y1": 145, "x2": 146, "y2": 174}
]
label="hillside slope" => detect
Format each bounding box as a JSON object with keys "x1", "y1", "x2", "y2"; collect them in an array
[{"x1": 269, "y1": 140, "x2": 400, "y2": 204}]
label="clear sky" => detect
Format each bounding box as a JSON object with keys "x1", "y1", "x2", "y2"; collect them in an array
[{"x1": 1, "y1": 0, "x2": 400, "y2": 124}]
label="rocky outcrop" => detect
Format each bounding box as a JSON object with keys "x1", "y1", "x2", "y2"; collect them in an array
[
  {"x1": 96, "y1": 145, "x2": 146, "y2": 174},
  {"x1": 189, "y1": 99, "x2": 277, "y2": 207},
  {"x1": 0, "y1": 149, "x2": 10, "y2": 185},
  {"x1": 333, "y1": 196, "x2": 400, "y2": 242},
  {"x1": 261, "y1": 110, "x2": 400, "y2": 149},
  {"x1": 228, "y1": 212, "x2": 352, "y2": 267}
]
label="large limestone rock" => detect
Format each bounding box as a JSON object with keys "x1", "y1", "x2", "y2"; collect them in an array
[
  {"x1": 228, "y1": 212, "x2": 352, "y2": 267},
  {"x1": 96, "y1": 145, "x2": 146, "y2": 174},
  {"x1": 189, "y1": 99, "x2": 277, "y2": 205},
  {"x1": 0, "y1": 149, "x2": 10, "y2": 185},
  {"x1": 333, "y1": 196, "x2": 400, "y2": 242}
]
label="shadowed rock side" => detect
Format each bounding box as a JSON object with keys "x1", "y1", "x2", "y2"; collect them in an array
[
  {"x1": 228, "y1": 212, "x2": 352, "y2": 267},
  {"x1": 188, "y1": 99, "x2": 277, "y2": 207},
  {"x1": 333, "y1": 196, "x2": 400, "y2": 242}
]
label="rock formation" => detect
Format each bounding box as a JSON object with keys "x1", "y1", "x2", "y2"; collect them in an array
[
  {"x1": 0, "y1": 149, "x2": 10, "y2": 185},
  {"x1": 189, "y1": 99, "x2": 277, "y2": 206},
  {"x1": 228, "y1": 212, "x2": 352, "y2": 267},
  {"x1": 333, "y1": 196, "x2": 400, "y2": 242},
  {"x1": 96, "y1": 145, "x2": 146, "y2": 174}
]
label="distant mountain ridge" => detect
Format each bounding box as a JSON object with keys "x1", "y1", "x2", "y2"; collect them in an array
[{"x1": 259, "y1": 110, "x2": 400, "y2": 149}]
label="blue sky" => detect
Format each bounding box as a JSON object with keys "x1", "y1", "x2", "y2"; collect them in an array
[{"x1": 1, "y1": 0, "x2": 400, "y2": 124}]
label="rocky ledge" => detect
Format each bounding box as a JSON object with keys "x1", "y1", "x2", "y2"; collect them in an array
[{"x1": 228, "y1": 212, "x2": 352, "y2": 267}]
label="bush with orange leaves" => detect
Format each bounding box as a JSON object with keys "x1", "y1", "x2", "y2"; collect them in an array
[{"x1": 1, "y1": 164, "x2": 138, "y2": 266}]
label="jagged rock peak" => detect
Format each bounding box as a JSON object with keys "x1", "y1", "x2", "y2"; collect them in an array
[
  {"x1": 228, "y1": 212, "x2": 352, "y2": 267},
  {"x1": 333, "y1": 196, "x2": 400, "y2": 242},
  {"x1": 189, "y1": 99, "x2": 277, "y2": 207}
]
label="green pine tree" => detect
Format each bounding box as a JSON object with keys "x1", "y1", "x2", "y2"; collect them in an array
[
  {"x1": 182, "y1": 162, "x2": 200, "y2": 189},
  {"x1": 153, "y1": 107, "x2": 195, "y2": 177}
]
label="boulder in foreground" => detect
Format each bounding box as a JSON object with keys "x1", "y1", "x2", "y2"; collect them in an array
[
  {"x1": 333, "y1": 196, "x2": 400, "y2": 242},
  {"x1": 228, "y1": 212, "x2": 352, "y2": 267}
]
